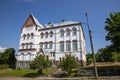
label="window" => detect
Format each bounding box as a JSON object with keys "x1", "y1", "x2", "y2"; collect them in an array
[
  {"x1": 44, "y1": 42, "x2": 48, "y2": 49},
  {"x1": 30, "y1": 43, "x2": 33, "y2": 49},
  {"x1": 72, "y1": 40, "x2": 78, "y2": 51},
  {"x1": 66, "y1": 28, "x2": 70, "y2": 36},
  {"x1": 50, "y1": 31, "x2": 53, "y2": 37},
  {"x1": 72, "y1": 28, "x2": 77, "y2": 36},
  {"x1": 39, "y1": 42, "x2": 43, "y2": 48},
  {"x1": 23, "y1": 34, "x2": 26, "y2": 40},
  {"x1": 26, "y1": 43, "x2": 28, "y2": 49},
  {"x1": 27, "y1": 34, "x2": 30, "y2": 39},
  {"x1": 60, "y1": 41, "x2": 64, "y2": 51},
  {"x1": 66, "y1": 41, "x2": 71, "y2": 51},
  {"x1": 40, "y1": 33, "x2": 44, "y2": 38},
  {"x1": 49, "y1": 42, "x2": 53, "y2": 49},
  {"x1": 22, "y1": 43, "x2": 25, "y2": 49},
  {"x1": 31, "y1": 33, "x2": 34, "y2": 39},
  {"x1": 45, "y1": 32, "x2": 48, "y2": 38},
  {"x1": 60, "y1": 29, "x2": 64, "y2": 38}
]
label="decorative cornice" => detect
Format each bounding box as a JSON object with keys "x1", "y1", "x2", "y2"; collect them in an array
[
  {"x1": 38, "y1": 23, "x2": 81, "y2": 31},
  {"x1": 18, "y1": 48, "x2": 36, "y2": 52}
]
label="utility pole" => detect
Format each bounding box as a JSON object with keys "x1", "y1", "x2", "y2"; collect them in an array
[{"x1": 85, "y1": 13, "x2": 98, "y2": 79}]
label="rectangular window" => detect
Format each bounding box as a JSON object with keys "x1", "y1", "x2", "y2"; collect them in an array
[
  {"x1": 60, "y1": 42, "x2": 64, "y2": 51},
  {"x1": 66, "y1": 42, "x2": 71, "y2": 51},
  {"x1": 72, "y1": 41, "x2": 77, "y2": 51}
]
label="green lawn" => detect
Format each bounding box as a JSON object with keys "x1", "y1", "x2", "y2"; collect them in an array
[{"x1": 0, "y1": 68, "x2": 57, "y2": 77}]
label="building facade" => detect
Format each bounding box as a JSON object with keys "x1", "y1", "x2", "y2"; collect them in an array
[{"x1": 16, "y1": 14, "x2": 86, "y2": 69}]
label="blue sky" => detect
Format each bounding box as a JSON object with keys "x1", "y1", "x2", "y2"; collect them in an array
[{"x1": 0, "y1": 0, "x2": 120, "y2": 54}]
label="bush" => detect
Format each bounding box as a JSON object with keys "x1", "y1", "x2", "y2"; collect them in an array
[{"x1": 0, "y1": 64, "x2": 8, "y2": 70}]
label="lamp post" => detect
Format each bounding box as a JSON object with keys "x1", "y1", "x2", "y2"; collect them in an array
[{"x1": 84, "y1": 13, "x2": 98, "y2": 79}]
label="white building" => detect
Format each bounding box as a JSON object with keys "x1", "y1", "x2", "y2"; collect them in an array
[{"x1": 16, "y1": 14, "x2": 86, "y2": 69}]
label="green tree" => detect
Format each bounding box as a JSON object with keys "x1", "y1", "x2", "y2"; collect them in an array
[
  {"x1": 0, "y1": 48, "x2": 16, "y2": 68},
  {"x1": 105, "y1": 12, "x2": 120, "y2": 52},
  {"x1": 59, "y1": 54, "x2": 78, "y2": 76},
  {"x1": 30, "y1": 54, "x2": 51, "y2": 75},
  {"x1": 111, "y1": 52, "x2": 119, "y2": 62},
  {"x1": 86, "y1": 53, "x2": 93, "y2": 64}
]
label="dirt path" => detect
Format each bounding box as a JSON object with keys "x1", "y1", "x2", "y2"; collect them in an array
[{"x1": 0, "y1": 76, "x2": 120, "y2": 80}]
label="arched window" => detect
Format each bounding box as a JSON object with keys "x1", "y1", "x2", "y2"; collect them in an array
[
  {"x1": 22, "y1": 43, "x2": 25, "y2": 49},
  {"x1": 45, "y1": 32, "x2": 48, "y2": 38},
  {"x1": 40, "y1": 33, "x2": 44, "y2": 38},
  {"x1": 72, "y1": 40, "x2": 78, "y2": 51},
  {"x1": 66, "y1": 41, "x2": 71, "y2": 51},
  {"x1": 49, "y1": 41, "x2": 53, "y2": 49},
  {"x1": 27, "y1": 33, "x2": 30, "y2": 39},
  {"x1": 30, "y1": 42, "x2": 33, "y2": 49},
  {"x1": 50, "y1": 31, "x2": 53, "y2": 37},
  {"x1": 60, "y1": 41, "x2": 64, "y2": 51},
  {"x1": 72, "y1": 28, "x2": 77, "y2": 36},
  {"x1": 39, "y1": 42, "x2": 43, "y2": 49},
  {"x1": 60, "y1": 29, "x2": 64, "y2": 38},
  {"x1": 31, "y1": 33, "x2": 34, "y2": 39},
  {"x1": 23, "y1": 34, "x2": 26, "y2": 40},
  {"x1": 26, "y1": 43, "x2": 28, "y2": 49},
  {"x1": 66, "y1": 28, "x2": 70, "y2": 36},
  {"x1": 44, "y1": 42, "x2": 48, "y2": 49}
]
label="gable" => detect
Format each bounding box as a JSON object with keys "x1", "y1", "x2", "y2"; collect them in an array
[{"x1": 23, "y1": 15, "x2": 36, "y2": 27}]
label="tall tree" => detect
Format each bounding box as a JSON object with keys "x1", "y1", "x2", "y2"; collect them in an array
[{"x1": 105, "y1": 12, "x2": 120, "y2": 52}]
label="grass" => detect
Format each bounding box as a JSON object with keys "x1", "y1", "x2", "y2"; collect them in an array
[
  {"x1": 0, "y1": 69, "x2": 37, "y2": 77},
  {"x1": 0, "y1": 68, "x2": 57, "y2": 77}
]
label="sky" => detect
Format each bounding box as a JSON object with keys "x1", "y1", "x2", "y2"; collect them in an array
[{"x1": 0, "y1": 0, "x2": 120, "y2": 54}]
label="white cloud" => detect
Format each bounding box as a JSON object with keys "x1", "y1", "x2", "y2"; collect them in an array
[{"x1": 0, "y1": 46, "x2": 7, "y2": 53}]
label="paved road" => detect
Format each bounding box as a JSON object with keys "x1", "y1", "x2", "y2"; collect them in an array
[{"x1": 0, "y1": 76, "x2": 120, "y2": 80}]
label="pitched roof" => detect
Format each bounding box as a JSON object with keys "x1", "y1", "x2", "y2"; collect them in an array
[
  {"x1": 30, "y1": 13, "x2": 43, "y2": 28},
  {"x1": 23, "y1": 13, "x2": 43, "y2": 28}
]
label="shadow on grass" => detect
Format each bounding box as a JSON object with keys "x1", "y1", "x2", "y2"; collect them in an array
[{"x1": 23, "y1": 72, "x2": 40, "y2": 78}]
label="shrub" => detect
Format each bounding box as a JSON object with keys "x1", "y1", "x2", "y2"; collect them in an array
[{"x1": 0, "y1": 64, "x2": 8, "y2": 70}]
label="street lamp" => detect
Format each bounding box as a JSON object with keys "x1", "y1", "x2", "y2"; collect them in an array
[{"x1": 82, "y1": 13, "x2": 98, "y2": 79}]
